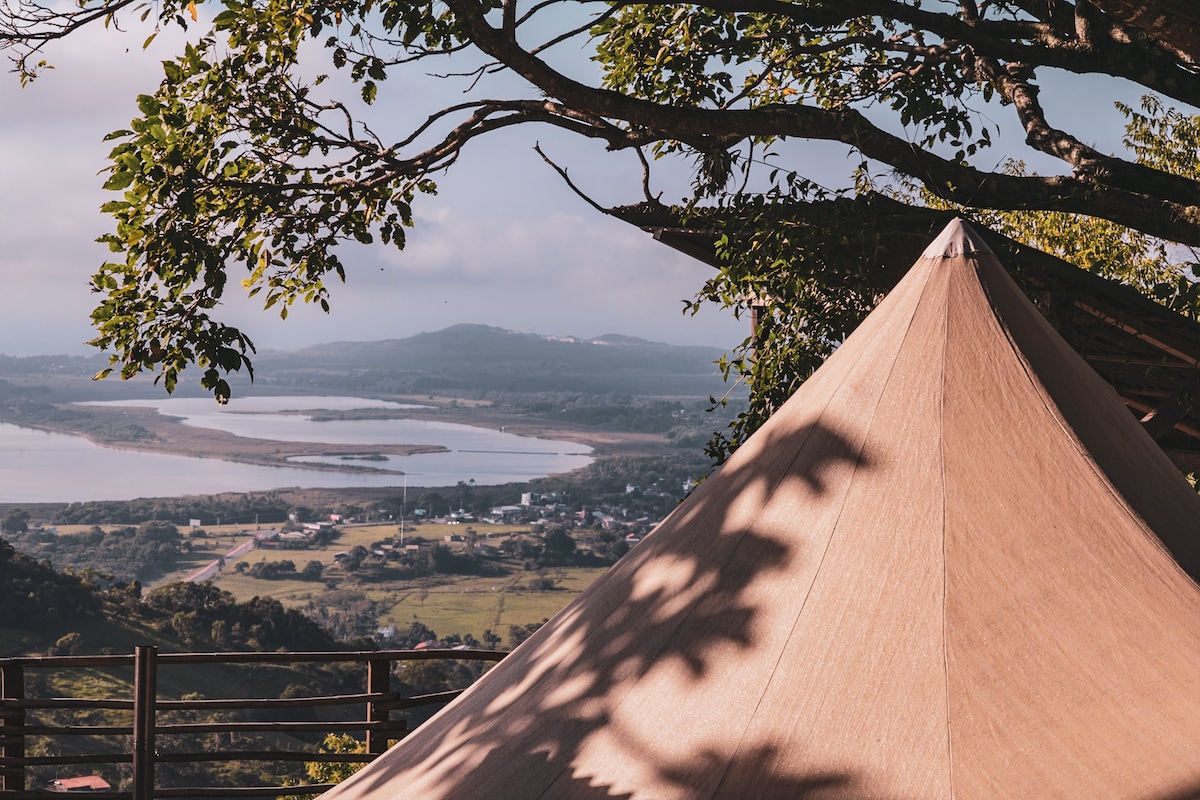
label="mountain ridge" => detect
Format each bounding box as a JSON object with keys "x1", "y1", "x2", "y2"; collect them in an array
[
  {"x1": 267, "y1": 324, "x2": 724, "y2": 357},
  {"x1": 250, "y1": 324, "x2": 731, "y2": 397},
  {"x1": 0, "y1": 324, "x2": 737, "y2": 399}
]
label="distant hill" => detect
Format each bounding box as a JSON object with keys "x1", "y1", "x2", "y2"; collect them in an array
[
  {"x1": 251, "y1": 325, "x2": 734, "y2": 397},
  {"x1": 0, "y1": 353, "x2": 108, "y2": 377},
  {"x1": 0, "y1": 326, "x2": 738, "y2": 400}
]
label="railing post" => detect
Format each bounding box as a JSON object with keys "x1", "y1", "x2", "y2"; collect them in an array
[
  {"x1": 0, "y1": 665, "x2": 24, "y2": 793},
  {"x1": 365, "y1": 658, "x2": 390, "y2": 755},
  {"x1": 132, "y1": 646, "x2": 158, "y2": 800}
]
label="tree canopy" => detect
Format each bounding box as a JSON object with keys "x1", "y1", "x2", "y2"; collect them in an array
[{"x1": 3, "y1": 0, "x2": 1200, "y2": 455}]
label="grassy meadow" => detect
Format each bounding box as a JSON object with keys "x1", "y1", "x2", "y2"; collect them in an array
[{"x1": 145, "y1": 522, "x2": 612, "y2": 643}]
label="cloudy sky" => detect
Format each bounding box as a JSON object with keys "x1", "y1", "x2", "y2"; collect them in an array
[
  {"x1": 0, "y1": 13, "x2": 1149, "y2": 362},
  {"x1": 0, "y1": 19, "x2": 757, "y2": 359}
]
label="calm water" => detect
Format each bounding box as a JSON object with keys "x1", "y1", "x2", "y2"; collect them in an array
[{"x1": 0, "y1": 396, "x2": 592, "y2": 502}]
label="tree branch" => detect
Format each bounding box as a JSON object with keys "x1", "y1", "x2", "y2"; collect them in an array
[
  {"x1": 968, "y1": 51, "x2": 1200, "y2": 207},
  {"x1": 0, "y1": 0, "x2": 141, "y2": 78},
  {"x1": 443, "y1": 0, "x2": 1200, "y2": 246},
  {"x1": 533, "y1": 143, "x2": 611, "y2": 215}
]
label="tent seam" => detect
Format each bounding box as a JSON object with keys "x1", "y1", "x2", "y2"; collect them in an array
[
  {"x1": 536, "y1": 285, "x2": 915, "y2": 800},
  {"x1": 979, "y1": 261, "x2": 1190, "y2": 589},
  {"x1": 941, "y1": 262, "x2": 955, "y2": 800},
  {"x1": 703, "y1": 259, "x2": 937, "y2": 799},
  {"x1": 697, "y1": 393, "x2": 864, "y2": 798}
]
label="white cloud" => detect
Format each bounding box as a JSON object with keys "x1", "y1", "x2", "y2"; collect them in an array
[{"x1": 0, "y1": 19, "x2": 747, "y2": 360}]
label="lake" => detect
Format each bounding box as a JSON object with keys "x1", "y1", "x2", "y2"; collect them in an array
[{"x1": 0, "y1": 396, "x2": 593, "y2": 502}]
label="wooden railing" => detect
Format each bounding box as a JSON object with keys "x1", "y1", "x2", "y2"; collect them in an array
[{"x1": 0, "y1": 646, "x2": 506, "y2": 800}]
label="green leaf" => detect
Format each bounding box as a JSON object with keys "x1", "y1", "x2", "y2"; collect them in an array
[
  {"x1": 102, "y1": 171, "x2": 136, "y2": 191},
  {"x1": 136, "y1": 95, "x2": 161, "y2": 115}
]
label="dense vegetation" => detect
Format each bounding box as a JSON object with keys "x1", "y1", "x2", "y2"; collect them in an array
[
  {"x1": 50, "y1": 494, "x2": 297, "y2": 527},
  {"x1": 140, "y1": 581, "x2": 340, "y2": 651},
  {"x1": 0, "y1": 534, "x2": 335, "y2": 651},
  {"x1": 0, "y1": 537, "x2": 98, "y2": 631},
  {"x1": 6, "y1": 521, "x2": 190, "y2": 581}
]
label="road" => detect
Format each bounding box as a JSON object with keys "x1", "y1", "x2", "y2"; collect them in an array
[{"x1": 183, "y1": 538, "x2": 256, "y2": 583}]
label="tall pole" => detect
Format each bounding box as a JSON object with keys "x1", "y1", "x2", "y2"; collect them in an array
[
  {"x1": 399, "y1": 473, "x2": 407, "y2": 547},
  {"x1": 1, "y1": 665, "x2": 24, "y2": 793},
  {"x1": 132, "y1": 645, "x2": 158, "y2": 800},
  {"x1": 365, "y1": 659, "x2": 391, "y2": 755}
]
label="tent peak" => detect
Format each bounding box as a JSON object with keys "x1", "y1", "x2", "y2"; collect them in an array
[{"x1": 922, "y1": 218, "x2": 992, "y2": 259}]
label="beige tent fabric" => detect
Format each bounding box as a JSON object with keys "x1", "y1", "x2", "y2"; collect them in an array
[{"x1": 326, "y1": 219, "x2": 1200, "y2": 800}]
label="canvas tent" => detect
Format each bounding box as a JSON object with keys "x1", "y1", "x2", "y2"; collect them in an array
[
  {"x1": 327, "y1": 219, "x2": 1200, "y2": 799},
  {"x1": 626, "y1": 200, "x2": 1200, "y2": 470}
]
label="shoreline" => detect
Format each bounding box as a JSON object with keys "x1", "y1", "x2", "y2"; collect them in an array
[
  {"x1": 2, "y1": 398, "x2": 670, "y2": 475},
  {"x1": 6, "y1": 404, "x2": 449, "y2": 474}
]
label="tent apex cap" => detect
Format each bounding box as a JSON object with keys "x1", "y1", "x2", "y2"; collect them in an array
[{"x1": 922, "y1": 218, "x2": 993, "y2": 259}]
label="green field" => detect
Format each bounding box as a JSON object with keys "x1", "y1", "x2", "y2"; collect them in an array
[
  {"x1": 367, "y1": 567, "x2": 610, "y2": 638},
  {"x1": 165, "y1": 523, "x2": 614, "y2": 642}
]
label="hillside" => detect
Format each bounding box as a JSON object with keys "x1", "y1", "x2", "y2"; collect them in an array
[
  {"x1": 0, "y1": 325, "x2": 738, "y2": 402},
  {"x1": 0, "y1": 542, "x2": 386, "y2": 793},
  {"x1": 0, "y1": 535, "x2": 339, "y2": 656},
  {"x1": 248, "y1": 325, "x2": 733, "y2": 398}
]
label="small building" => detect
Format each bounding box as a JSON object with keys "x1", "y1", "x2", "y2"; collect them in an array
[
  {"x1": 490, "y1": 505, "x2": 524, "y2": 521},
  {"x1": 48, "y1": 776, "x2": 111, "y2": 792}
]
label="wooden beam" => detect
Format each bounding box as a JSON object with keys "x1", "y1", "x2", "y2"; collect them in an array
[
  {"x1": 1139, "y1": 391, "x2": 1193, "y2": 441},
  {"x1": 1, "y1": 665, "x2": 25, "y2": 793},
  {"x1": 132, "y1": 646, "x2": 157, "y2": 800}
]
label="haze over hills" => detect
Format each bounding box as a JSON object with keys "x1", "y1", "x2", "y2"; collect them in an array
[
  {"x1": 251, "y1": 324, "x2": 734, "y2": 397},
  {"x1": 0, "y1": 324, "x2": 740, "y2": 401}
]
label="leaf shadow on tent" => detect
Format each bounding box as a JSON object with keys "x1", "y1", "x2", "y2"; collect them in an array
[
  {"x1": 339, "y1": 418, "x2": 879, "y2": 799},
  {"x1": 538, "y1": 743, "x2": 879, "y2": 800},
  {"x1": 654, "y1": 743, "x2": 899, "y2": 800}
]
